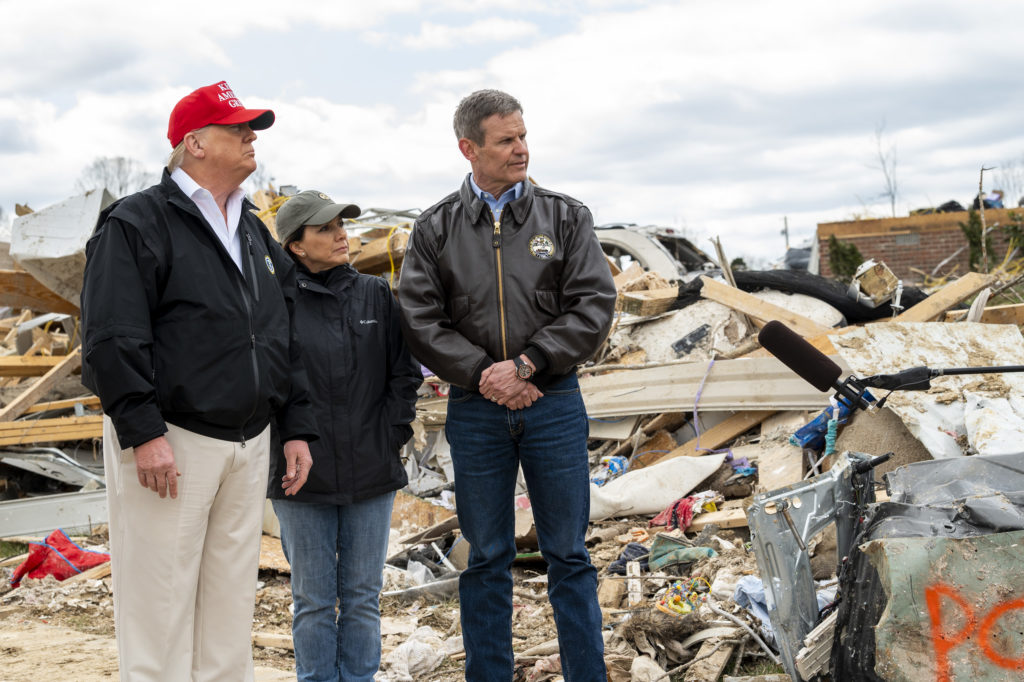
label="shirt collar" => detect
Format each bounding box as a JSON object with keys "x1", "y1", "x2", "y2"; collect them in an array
[
  {"x1": 170, "y1": 167, "x2": 246, "y2": 205},
  {"x1": 468, "y1": 173, "x2": 523, "y2": 213}
]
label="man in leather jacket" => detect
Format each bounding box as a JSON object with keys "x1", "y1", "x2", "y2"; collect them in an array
[
  {"x1": 81, "y1": 81, "x2": 317, "y2": 682},
  {"x1": 398, "y1": 89, "x2": 615, "y2": 681}
]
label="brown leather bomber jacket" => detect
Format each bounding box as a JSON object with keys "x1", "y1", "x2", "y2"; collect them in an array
[{"x1": 397, "y1": 175, "x2": 616, "y2": 392}]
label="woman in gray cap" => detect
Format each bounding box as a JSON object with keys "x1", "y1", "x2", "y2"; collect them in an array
[{"x1": 268, "y1": 190, "x2": 422, "y2": 682}]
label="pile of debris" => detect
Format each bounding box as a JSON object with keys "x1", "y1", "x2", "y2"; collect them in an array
[{"x1": 5, "y1": 186, "x2": 1024, "y2": 681}]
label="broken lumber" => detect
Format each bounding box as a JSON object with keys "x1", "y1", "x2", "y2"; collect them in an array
[
  {"x1": 0, "y1": 415, "x2": 102, "y2": 446},
  {"x1": 699, "y1": 276, "x2": 830, "y2": 337},
  {"x1": 684, "y1": 638, "x2": 736, "y2": 682},
  {"x1": 0, "y1": 349, "x2": 82, "y2": 422},
  {"x1": 252, "y1": 632, "x2": 294, "y2": 650},
  {"x1": 0, "y1": 355, "x2": 66, "y2": 377},
  {"x1": 895, "y1": 271, "x2": 996, "y2": 322},
  {"x1": 945, "y1": 301, "x2": 1024, "y2": 325},
  {"x1": 350, "y1": 230, "x2": 409, "y2": 276},
  {"x1": 689, "y1": 507, "x2": 748, "y2": 532},
  {"x1": 23, "y1": 395, "x2": 101, "y2": 415},
  {"x1": 65, "y1": 561, "x2": 111, "y2": 583},
  {"x1": 0, "y1": 270, "x2": 79, "y2": 315},
  {"x1": 619, "y1": 287, "x2": 679, "y2": 316},
  {"x1": 652, "y1": 410, "x2": 775, "y2": 463}
]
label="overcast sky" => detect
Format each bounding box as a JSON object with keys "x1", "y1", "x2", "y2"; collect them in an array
[{"x1": 4, "y1": 0, "x2": 1024, "y2": 265}]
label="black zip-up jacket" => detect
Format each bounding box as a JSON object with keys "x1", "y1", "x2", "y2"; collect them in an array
[
  {"x1": 398, "y1": 176, "x2": 616, "y2": 391},
  {"x1": 268, "y1": 263, "x2": 422, "y2": 505},
  {"x1": 81, "y1": 170, "x2": 318, "y2": 449}
]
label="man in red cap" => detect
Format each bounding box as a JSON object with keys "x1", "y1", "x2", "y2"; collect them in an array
[{"x1": 81, "y1": 81, "x2": 318, "y2": 682}]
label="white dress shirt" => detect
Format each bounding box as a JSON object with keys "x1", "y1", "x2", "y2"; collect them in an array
[{"x1": 170, "y1": 167, "x2": 245, "y2": 271}]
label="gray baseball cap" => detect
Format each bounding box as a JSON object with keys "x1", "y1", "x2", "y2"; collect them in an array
[{"x1": 275, "y1": 190, "x2": 361, "y2": 245}]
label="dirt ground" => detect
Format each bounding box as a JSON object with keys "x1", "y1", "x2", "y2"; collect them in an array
[
  {"x1": 0, "y1": 520, "x2": 772, "y2": 681},
  {"x1": 0, "y1": 531, "x2": 579, "y2": 681}
]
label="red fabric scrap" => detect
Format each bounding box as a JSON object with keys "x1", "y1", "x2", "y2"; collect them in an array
[
  {"x1": 10, "y1": 529, "x2": 110, "y2": 588},
  {"x1": 649, "y1": 496, "x2": 696, "y2": 531}
]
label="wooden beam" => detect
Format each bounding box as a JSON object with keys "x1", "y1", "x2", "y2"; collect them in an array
[
  {"x1": 0, "y1": 270, "x2": 79, "y2": 315},
  {"x1": 0, "y1": 355, "x2": 65, "y2": 377},
  {"x1": 350, "y1": 230, "x2": 409, "y2": 276},
  {"x1": 619, "y1": 287, "x2": 679, "y2": 316},
  {"x1": 945, "y1": 301, "x2": 1024, "y2": 325},
  {"x1": 65, "y1": 561, "x2": 111, "y2": 583},
  {"x1": 699, "y1": 276, "x2": 830, "y2": 337},
  {"x1": 653, "y1": 410, "x2": 775, "y2": 463},
  {"x1": 0, "y1": 349, "x2": 82, "y2": 421},
  {"x1": 22, "y1": 395, "x2": 101, "y2": 415},
  {"x1": 252, "y1": 632, "x2": 294, "y2": 650},
  {"x1": 688, "y1": 507, "x2": 748, "y2": 532},
  {"x1": 895, "y1": 272, "x2": 996, "y2": 322},
  {"x1": 0, "y1": 415, "x2": 103, "y2": 446},
  {"x1": 684, "y1": 639, "x2": 736, "y2": 682}
]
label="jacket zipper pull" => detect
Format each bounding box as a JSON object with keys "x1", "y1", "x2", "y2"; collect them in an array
[{"x1": 240, "y1": 432, "x2": 246, "y2": 449}]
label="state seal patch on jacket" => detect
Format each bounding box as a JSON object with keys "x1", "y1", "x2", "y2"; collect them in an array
[{"x1": 529, "y1": 234, "x2": 555, "y2": 260}]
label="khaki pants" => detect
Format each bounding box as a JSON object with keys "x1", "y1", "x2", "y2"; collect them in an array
[{"x1": 104, "y1": 417, "x2": 270, "y2": 682}]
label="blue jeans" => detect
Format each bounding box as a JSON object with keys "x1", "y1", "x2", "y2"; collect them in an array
[
  {"x1": 445, "y1": 373, "x2": 606, "y2": 681},
  {"x1": 272, "y1": 492, "x2": 396, "y2": 682}
]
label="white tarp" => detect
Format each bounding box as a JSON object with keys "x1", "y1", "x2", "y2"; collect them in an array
[{"x1": 589, "y1": 452, "x2": 727, "y2": 520}]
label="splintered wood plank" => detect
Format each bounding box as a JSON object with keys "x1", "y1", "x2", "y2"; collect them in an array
[
  {"x1": 755, "y1": 444, "x2": 805, "y2": 492},
  {"x1": 0, "y1": 415, "x2": 102, "y2": 445},
  {"x1": 895, "y1": 272, "x2": 996, "y2": 322},
  {"x1": 688, "y1": 507, "x2": 748, "y2": 531},
  {"x1": 619, "y1": 287, "x2": 679, "y2": 316},
  {"x1": 0, "y1": 355, "x2": 65, "y2": 377},
  {"x1": 0, "y1": 270, "x2": 79, "y2": 315},
  {"x1": 699, "y1": 276, "x2": 830, "y2": 337},
  {"x1": 350, "y1": 230, "x2": 409, "y2": 276},
  {"x1": 0, "y1": 349, "x2": 82, "y2": 421},
  {"x1": 23, "y1": 395, "x2": 101, "y2": 414},
  {"x1": 65, "y1": 561, "x2": 111, "y2": 583},
  {"x1": 945, "y1": 302, "x2": 1024, "y2": 325},
  {"x1": 684, "y1": 639, "x2": 735, "y2": 682},
  {"x1": 252, "y1": 632, "x2": 294, "y2": 650},
  {"x1": 652, "y1": 410, "x2": 775, "y2": 463}
]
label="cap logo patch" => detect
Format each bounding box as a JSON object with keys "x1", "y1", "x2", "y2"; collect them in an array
[
  {"x1": 529, "y1": 234, "x2": 555, "y2": 260},
  {"x1": 318, "y1": 193, "x2": 330, "y2": 201},
  {"x1": 265, "y1": 255, "x2": 276, "y2": 275}
]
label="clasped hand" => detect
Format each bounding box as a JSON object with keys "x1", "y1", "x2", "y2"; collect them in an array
[{"x1": 479, "y1": 360, "x2": 543, "y2": 409}]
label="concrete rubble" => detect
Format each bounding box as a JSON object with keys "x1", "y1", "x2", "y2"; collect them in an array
[{"x1": 3, "y1": 189, "x2": 1024, "y2": 680}]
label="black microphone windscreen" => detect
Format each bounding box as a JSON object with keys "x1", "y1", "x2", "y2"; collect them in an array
[{"x1": 758, "y1": 320, "x2": 842, "y2": 393}]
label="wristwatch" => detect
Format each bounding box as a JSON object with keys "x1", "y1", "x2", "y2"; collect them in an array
[{"x1": 513, "y1": 355, "x2": 534, "y2": 380}]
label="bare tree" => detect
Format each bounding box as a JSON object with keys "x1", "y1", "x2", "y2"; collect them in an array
[
  {"x1": 75, "y1": 156, "x2": 154, "y2": 198},
  {"x1": 874, "y1": 121, "x2": 899, "y2": 217}
]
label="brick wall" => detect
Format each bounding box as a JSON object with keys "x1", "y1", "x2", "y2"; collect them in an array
[{"x1": 817, "y1": 209, "x2": 1018, "y2": 283}]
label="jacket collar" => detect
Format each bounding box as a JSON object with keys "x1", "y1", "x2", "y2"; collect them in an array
[
  {"x1": 459, "y1": 174, "x2": 535, "y2": 225},
  {"x1": 296, "y1": 262, "x2": 358, "y2": 294}
]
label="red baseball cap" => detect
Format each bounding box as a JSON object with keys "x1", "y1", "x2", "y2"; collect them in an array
[{"x1": 167, "y1": 80, "x2": 275, "y2": 147}]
